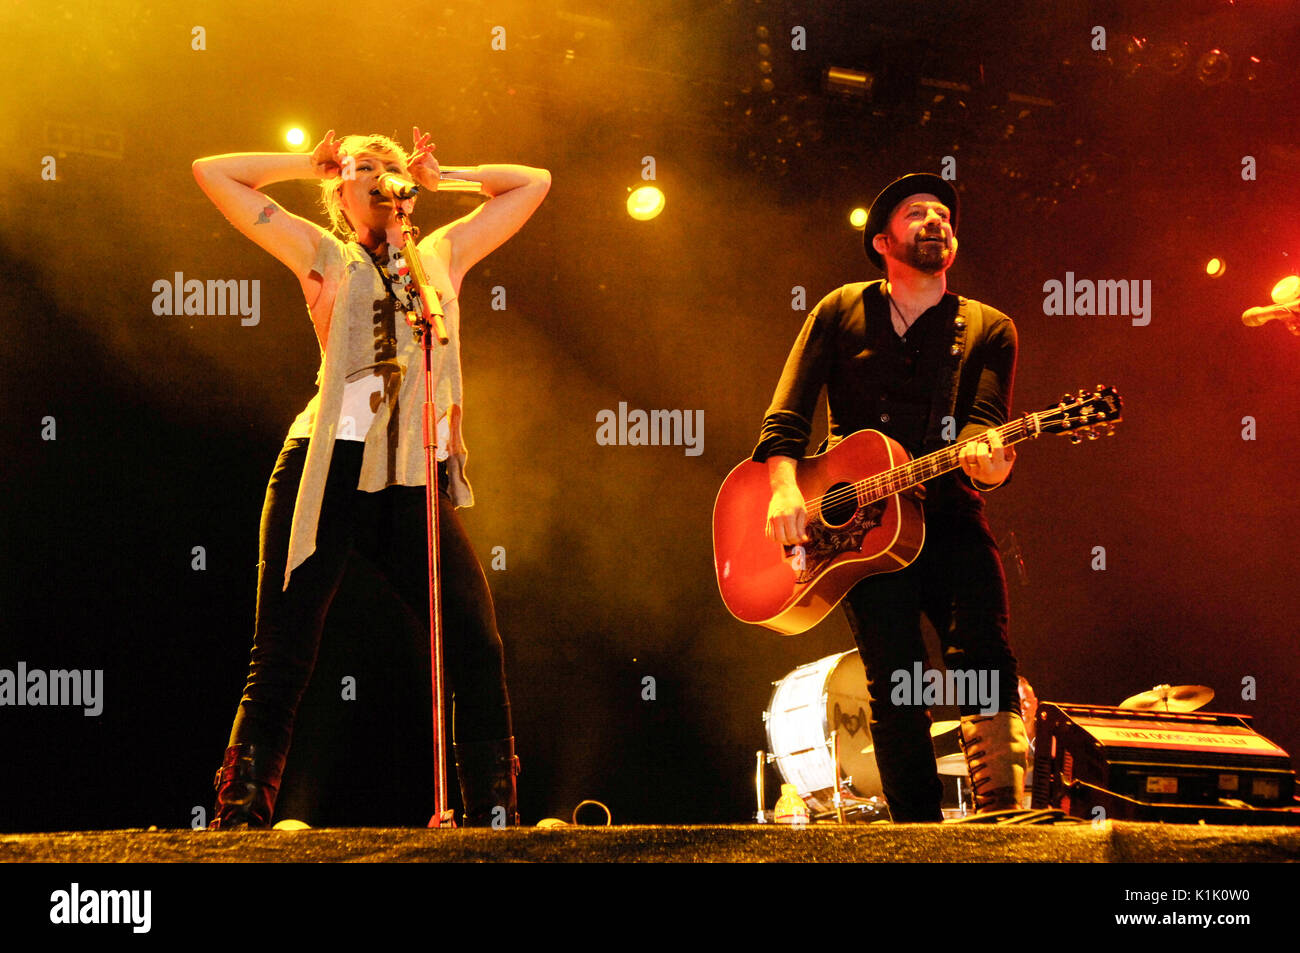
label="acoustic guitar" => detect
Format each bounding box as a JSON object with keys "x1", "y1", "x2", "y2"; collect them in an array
[{"x1": 712, "y1": 386, "x2": 1123, "y2": 635}]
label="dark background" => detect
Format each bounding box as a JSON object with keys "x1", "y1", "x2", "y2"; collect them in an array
[{"x1": 2, "y1": 0, "x2": 1298, "y2": 831}]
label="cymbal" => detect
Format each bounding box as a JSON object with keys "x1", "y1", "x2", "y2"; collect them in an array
[
  {"x1": 862, "y1": 720, "x2": 962, "y2": 754},
  {"x1": 1119, "y1": 684, "x2": 1214, "y2": 712},
  {"x1": 936, "y1": 753, "x2": 969, "y2": 777}
]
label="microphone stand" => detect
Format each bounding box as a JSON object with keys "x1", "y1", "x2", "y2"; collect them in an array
[{"x1": 391, "y1": 194, "x2": 454, "y2": 828}]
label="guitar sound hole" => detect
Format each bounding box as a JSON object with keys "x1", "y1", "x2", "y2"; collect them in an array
[{"x1": 821, "y1": 482, "x2": 860, "y2": 527}]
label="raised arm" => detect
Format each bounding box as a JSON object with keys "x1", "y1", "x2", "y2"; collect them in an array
[
  {"x1": 404, "y1": 137, "x2": 547, "y2": 289},
  {"x1": 426, "y1": 165, "x2": 551, "y2": 285},
  {"x1": 191, "y1": 134, "x2": 336, "y2": 284}
]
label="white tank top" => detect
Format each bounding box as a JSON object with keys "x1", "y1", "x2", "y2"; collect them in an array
[{"x1": 288, "y1": 375, "x2": 449, "y2": 460}]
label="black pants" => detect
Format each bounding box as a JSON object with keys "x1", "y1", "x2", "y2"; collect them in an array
[
  {"x1": 843, "y1": 503, "x2": 1018, "y2": 822},
  {"x1": 227, "y1": 438, "x2": 511, "y2": 757}
]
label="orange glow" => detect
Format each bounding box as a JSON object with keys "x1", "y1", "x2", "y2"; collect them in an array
[{"x1": 1205, "y1": 258, "x2": 1226, "y2": 277}]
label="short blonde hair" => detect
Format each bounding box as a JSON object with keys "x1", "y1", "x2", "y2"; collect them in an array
[{"x1": 318, "y1": 134, "x2": 411, "y2": 239}]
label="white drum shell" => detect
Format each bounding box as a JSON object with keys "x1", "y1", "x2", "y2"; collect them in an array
[{"x1": 765, "y1": 650, "x2": 883, "y2": 814}]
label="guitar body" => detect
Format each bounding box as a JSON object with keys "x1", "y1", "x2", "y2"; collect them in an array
[{"x1": 712, "y1": 429, "x2": 925, "y2": 635}]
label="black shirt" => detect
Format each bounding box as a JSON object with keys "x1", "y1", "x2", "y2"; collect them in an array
[{"x1": 752, "y1": 280, "x2": 1018, "y2": 511}]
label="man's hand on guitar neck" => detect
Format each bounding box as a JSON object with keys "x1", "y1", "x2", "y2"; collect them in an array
[{"x1": 960, "y1": 428, "x2": 1016, "y2": 490}]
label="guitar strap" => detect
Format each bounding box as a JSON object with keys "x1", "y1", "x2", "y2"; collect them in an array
[{"x1": 921, "y1": 296, "x2": 983, "y2": 454}]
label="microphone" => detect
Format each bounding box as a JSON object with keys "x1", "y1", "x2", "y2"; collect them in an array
[
  {"x1": 376, "y1": 172, "x2": 420, "y2": 200},
  {"x1": 1242, "y1": 299, "x2": 1300, "y2": 327},
  {"x1": 376, "y1": 170, "x2": 484, "y2": 198}
]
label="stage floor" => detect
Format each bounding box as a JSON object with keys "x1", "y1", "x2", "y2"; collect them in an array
[{"x1": 4, "y1": 822, "x2": 1299, "y2": 863}]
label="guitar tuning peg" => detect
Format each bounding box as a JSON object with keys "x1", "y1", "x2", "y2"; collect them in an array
[
  {"x1": 1086, "y1": 429, "x2": 1100, "y2": 440},
  {"x1": 950, "y1": 344, "x2": 961, "y2": 356},
  {"x1": 1068, "y1": 433, "x2": 1082, "y2": 444}
]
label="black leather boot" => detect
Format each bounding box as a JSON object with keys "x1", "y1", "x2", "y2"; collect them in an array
[
  {"x1": 455, "y1": 737, "x2": 520, "y2": 828},
  {"x1": 209, "y1": 743, "x2": 287, "y2": 830}
]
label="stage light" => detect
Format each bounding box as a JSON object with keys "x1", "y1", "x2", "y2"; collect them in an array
[
  {"x1": 1205, "y1": 258, "x2": 1226, "y2": 278},
  {"x1": 627, "y1": 186, "x2": 665, "y2": 221},
  {"x1": 285, "y1": 127, "x2": 308, "y2": 151},
  {"x1": 1270, "y1": 274, "x2": 1299, "y2": 304},
  {"x1": 1196, "y1": 49, "x2": 1231, "y2": 86},
  {"x1": 850, "y1": 207, "x2": 868, "y2": 228},
  {"x1": 824, "y1": 66, "x2": 873, "y2": 100},
  {"x1": 756, "y1": 24, "x2": 775, "y2": 94}
]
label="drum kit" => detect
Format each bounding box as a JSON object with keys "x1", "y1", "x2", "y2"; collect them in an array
[
  {"x1": 758, "y1": 650, "x2": 971, "y2": 822},
  {"x1": 758, "y1": 651, "x2": 1216, "y2": 823}
]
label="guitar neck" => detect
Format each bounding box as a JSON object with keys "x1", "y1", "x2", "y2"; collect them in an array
[{"x1": 856, "y1": 415, "x2": 1041, "y2": 504}]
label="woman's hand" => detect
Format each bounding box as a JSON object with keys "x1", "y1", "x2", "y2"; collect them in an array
[
  {"x1": 310, "y1": 129, "x2": 343, "y2": 179},
  {"x1": 409, "y1": 126, "x2": 441, "y2": 191}
]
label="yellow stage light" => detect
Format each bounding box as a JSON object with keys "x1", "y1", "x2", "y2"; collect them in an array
[
  {"x1": 850, "y1": 207, "x2": 868, "y2": 228},
  {"x1": 627, "y1": 186, "x2": 665, "y2": 221},
  {"x1": 1270, "y1": 274, "x2": 1300, "y2": 304},
  {"x1": 285, "y1": 128, "x2": 307, "y2": 150},
  {"x1": 1205, "y1": 257, "x2": 1226, "y2": 277}
]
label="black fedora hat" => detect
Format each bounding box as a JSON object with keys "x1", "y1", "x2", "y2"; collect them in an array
[{"x1": 862, "y1": 173, "x2": 959, "y2": 270}]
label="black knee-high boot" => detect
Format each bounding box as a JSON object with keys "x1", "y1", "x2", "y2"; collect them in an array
[
  {"x1": 209, "y1": 743, "x2": 287, "y2": 830},
  {"x1": 455, "y1": 737, "x2": 520, "y2": 828}
]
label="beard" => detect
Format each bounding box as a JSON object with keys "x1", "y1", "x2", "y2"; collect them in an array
[{"x1": 902, "y1": 237, "x2": 952, "y2": 274}]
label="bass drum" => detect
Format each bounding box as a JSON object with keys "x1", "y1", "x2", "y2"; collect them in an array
[{"x1": 764, "y1": 649, "x2": 883, "y2": 815}]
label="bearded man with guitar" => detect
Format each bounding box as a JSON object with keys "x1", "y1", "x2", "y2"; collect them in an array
[{"x1": 751, "y1": 173, "x2": 1026, "y2": 821}]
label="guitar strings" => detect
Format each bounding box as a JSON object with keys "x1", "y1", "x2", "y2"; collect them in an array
[
  {"x1": 801, "y1": 397, "x2": 1109, "y2": 522},
  {"x1": 803, "y1": 402, "x2": 1098, "y2": 519},
  {"x1": 803, "y1": 417, "x2": 1033, "y2": 520},
  {"x1": 823, "y1": 417, "x2": 1035, "y2": 509}
]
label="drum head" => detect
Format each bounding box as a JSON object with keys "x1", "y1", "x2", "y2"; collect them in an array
[
  {"x1": 825, "y1": 651, "x2": 882, "y2": 801},
  {"x1": 766, "y1": 650, "x2": 883, "y2": 813}
]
